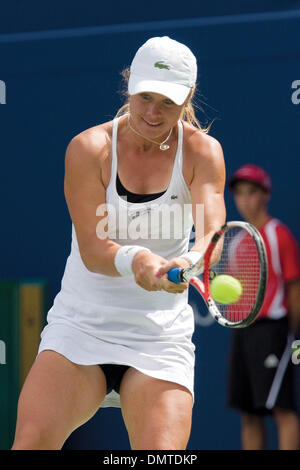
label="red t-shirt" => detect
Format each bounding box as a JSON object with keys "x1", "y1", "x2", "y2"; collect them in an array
[{"x1": 258, "y1": 218, "x2": 300, "y2": 318}]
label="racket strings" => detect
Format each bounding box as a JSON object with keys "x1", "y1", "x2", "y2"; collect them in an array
[{"x1": 210, "y1": 227, "x2": 261, "y2": 322}]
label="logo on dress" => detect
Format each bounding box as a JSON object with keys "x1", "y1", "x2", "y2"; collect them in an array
[{"x1": 128, "y1": 207, "x2": 152, "y2": 221}]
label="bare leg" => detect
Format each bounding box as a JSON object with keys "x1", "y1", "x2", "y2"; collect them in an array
[
  {"x1": 273, "y1": 408, "x2": 300, "y2": 450},
  {"x1": 120, "y1": 368, "x2": 193, "y2": 450},
  {"x1": 12, "y1": 350, "x2": 107, "y2": 449},
  {"x1": 241, "y1": 413, "x2": 266, "y2": 450}
]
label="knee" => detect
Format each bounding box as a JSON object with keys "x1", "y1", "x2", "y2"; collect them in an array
[
  {"x1": 131, "y1": 435, "x2": 186, "y2": 450},
  {"x1": 12, "y1": 421, "x2": 63, "y2": 450},
  {"x1": 130, "y1": 423, "x2": 190, "y2": 450}
]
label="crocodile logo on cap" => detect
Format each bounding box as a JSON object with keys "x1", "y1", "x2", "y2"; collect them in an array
[{"x1": 154, "y1": 61, "x2": 170, "y2": 70}]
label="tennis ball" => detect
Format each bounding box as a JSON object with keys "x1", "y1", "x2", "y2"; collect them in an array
[{"x1": 210, "y1": 274, "x2": 243, "y2": 304}]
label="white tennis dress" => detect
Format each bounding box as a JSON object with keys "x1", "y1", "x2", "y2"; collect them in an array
[{"x1": 38, "y1": 117, "x2": 196, "y2": 407}]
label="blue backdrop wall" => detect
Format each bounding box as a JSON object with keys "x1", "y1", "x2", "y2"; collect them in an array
[{"x1": 1, "y1": 4, "x2": 300, "y2": 449}]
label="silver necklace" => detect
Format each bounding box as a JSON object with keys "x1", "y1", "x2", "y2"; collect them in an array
[{"x1": 128, "y1": 118, "x2": 173, "y2": 151}]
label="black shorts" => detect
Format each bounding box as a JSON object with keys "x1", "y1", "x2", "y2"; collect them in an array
[
  {"x1": 227, "y1": 316, "x2": 297, "y2": 415},
  {"x1": 99, "y1": 364, "x2": 130, "y2": 395}
]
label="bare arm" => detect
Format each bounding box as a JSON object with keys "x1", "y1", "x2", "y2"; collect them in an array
[
  {"x1": 64, "y1": 131, "x2": 122, "y2": 276},
  {"x1": 158, "y1": 132, "x2": 226, "y2": 279},
  {"x1": 189, "y1": 133, "x2": 226, "y2": 262}
]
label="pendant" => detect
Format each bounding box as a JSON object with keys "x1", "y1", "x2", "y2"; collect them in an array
[{"x1": 160, "y1": 143, "x2": 170, "y2": 151}]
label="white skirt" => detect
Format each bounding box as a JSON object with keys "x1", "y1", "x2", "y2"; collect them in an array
[{"x1": 38, "y1": 321, "x2": 195, "y2": 408}]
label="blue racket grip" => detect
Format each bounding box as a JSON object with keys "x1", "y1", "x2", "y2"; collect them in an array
[{"x1": 167, "y1": 268, "x2": 183, "y2": 284}]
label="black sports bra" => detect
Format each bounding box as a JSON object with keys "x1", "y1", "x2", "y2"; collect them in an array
[{"x1": 116, "y1": 173, "x2": 166, "y2": 203}]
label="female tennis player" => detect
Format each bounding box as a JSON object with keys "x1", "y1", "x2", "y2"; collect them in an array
[{"x1": 12, "y1": 36, "x2": 226, "y2": 450}]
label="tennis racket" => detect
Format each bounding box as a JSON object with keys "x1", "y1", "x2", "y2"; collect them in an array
[{"x1": 168, "y1": 221, "x2": 268, "y2": 328}]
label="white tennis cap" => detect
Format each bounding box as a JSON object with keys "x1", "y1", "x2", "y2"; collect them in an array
[{"x1": 128, "y1": 36, "x2": 197, "y2": 106}]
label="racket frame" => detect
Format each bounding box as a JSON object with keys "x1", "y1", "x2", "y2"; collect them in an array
[{"x1": 182, "y1": 221, "x2": 268, "y2": 328}]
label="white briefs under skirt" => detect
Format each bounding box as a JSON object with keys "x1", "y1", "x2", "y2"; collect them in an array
[{"x1": 38, "y1": 322, "x2": 195, "y2": 407}]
